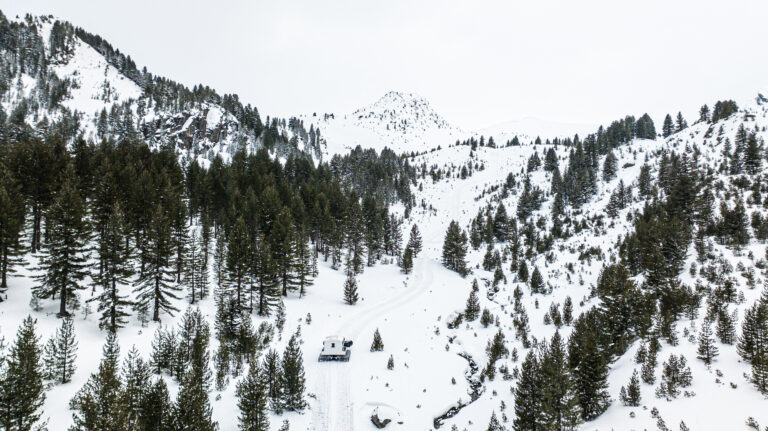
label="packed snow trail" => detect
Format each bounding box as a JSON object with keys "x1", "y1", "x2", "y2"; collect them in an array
[{"x1": 309, "y1": 255, "x2": 435, "y2": 430}]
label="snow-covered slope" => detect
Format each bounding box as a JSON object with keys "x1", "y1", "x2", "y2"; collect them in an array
[
  {"x1": 305, "y1": 91, "x2": 464, "y2": 157},
  {"x1": 480, "y1": 116, "x2": 598, "y2": 143},
  {"x1": 306, "y1": 91, "x2": 596, "y2": 159},
  {"x1": 0, "y1": 14, "x2": 322, "y2": 166},
  {"x1": 5, "y1": 10, "x2": 768, "y2": 431}
]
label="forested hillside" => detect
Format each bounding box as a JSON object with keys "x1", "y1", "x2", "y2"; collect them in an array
[{"x1": 0, "y1": 8, "x2": 768, "y2": 431}]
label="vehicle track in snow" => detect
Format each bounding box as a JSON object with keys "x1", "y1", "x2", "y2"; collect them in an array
[
  {"x1": 309, "y1": 177, "x2": 464, "y2": 431},
  {"x1": 309, "y1": 251, "x2": 436, "y2": 430}
]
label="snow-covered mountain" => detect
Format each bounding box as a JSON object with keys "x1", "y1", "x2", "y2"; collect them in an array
[
  {"x1": 307, "y1": 91, "x2": 597, "y2": 158},
  {"x1": 351, "y1": 91, "x2": 453, "y2": 135},
  {"x1": 4, "y1": 9, "x2": 768, "y2": 431},
  {"x1": 0, "y1": 14, "x2": 323, "y2": 167},
  {"x1": 305, "y1": 91, "x2": 463, "y2": 157}
]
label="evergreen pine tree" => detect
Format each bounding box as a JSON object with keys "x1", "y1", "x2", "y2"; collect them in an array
[
  {"x1": 716, "y1": 309, "x2": 737, "y2": 344},
  {"x1": 213, "y1": 230, "x2": 227, "y2": 288},
  {"x1": 0, "y1": 168, "x2": 26, "y2": 294},
  {"x1": 272, "y1": 208, "x2": 299, "y2": 296},
  {"x1": 517, "y1": 260, "x2": 529, "y2": 283},
  {"x1": 698, "y1": 105, "x2": 710, "y2": 123},
  {"x1": 738, "y1": 300, "x2": 768, "y2": 393},
  {"x1": 602, "y1": 151, "x2": 618, "y2": 182},
  {"x1": 408, "y1": 224, "x2": 423, "y2": 257},
  {"x1": 563, "y1": 296, "x2": 573, "y2": 325},
  {"x1": 637, "y1": 164, "x2": 653, "y2": 198},
  {"x1": 513, "y1": 350, "x2": 541, "y2": 431},
  {"x1": 122, "y1": 346, "x2": 151, "y2": 429},
  {"x1": 493, "y1": 204, "x2": 509, "y2": 241},
  {"x1": 70, "y1": 331, "x2": 127, "y2": 430},
  {"x1": 539, "y1": 332, "x2": 582, "y2": 430},
  {"x1": 641, "y1": 338, "x2": 659, "y2": 384},
  {"x1": 697, "y1": 317, "x2": 719, "y2": 365},
  {"x1": 675, "y1": 112, "x2": 688, "y2": 132},
  {"x1": 486, "y1": 411, "x2": 503, "y2": 431},
  {"x1": 263, "y1": 349, "x2": 284, "y2": 414},
  {"x1": 619, "y1": 370, "x2": 641, "y2": 407},
  {"x1": 237, "y1": 360, "x2": 270, "y2": 431},
  {"x1": 33, "y1": 165, "x2": 90, "y2": 317},
  {"x1": 138, "y1": 378, "x2": 174, "y2": 431},
  {"x1": 569, "y1": 320, "x2": 611, "y2": 420},
  {"x1": 441, "y1": 221, "x2": 468, "y2": 276},
  {"x1": 662, "y1": 114, "x2": 675, "y2": 137},
  {"x1": 173, "y1": 317, "x2": 216, "y2": 431},
  {"x1": 529, "y1": 266, "x2": 544, "y2": 294},
  {"x1": 133, "y1": 204, "x2": 181, "y2": 322},
  {"x1": 0, "y1": 316, "x2": 46, "y2": 431},
  {"x1": 370, "y1": 328, "x2": 384, "y2": 352},
  {"x1": 343, "y1": 273, "x2": 359, "y2": 305},
  {"x1": 293, "y1": 229, "x2": 314, "y2": 298},
  {"x1": 92, "y1": 203, "x2": 133, "y2": 332},
  {"x1": 400, "y1": 245, "x2": 414, "y2": 274},
  {"x1": 281, "y1": 331, "x2": 307, "y2": 411},
  {"x1": 226, "y1": 217, "x2": 251, "y2": 312},
  {"x1": 46, "y1": 316, "x2": 78, "y2": 384},
  {"x1": 253, "y1": 235, "x2": 279, "y2": 316},
  {"x1": 465, "y1": 289, "x2": 481, "y2": 321},
  {"x1": 186, "y1": 231, "x2": 208, "y2": 304},
  {"x1": 744, "y1": 133, "x2": 762, "y2": 175}
]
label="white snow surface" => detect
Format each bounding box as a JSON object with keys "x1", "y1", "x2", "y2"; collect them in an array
[{"x1": 5, "y1": 15, "x2": 768, "y2": 431}]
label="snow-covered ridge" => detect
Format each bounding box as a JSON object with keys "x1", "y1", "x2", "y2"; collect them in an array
[
  {"x1": 1, "y1": 14, "x2": 321, "y2": 166},
  {"x1": 352, "y1": 90, "x2": 454, "y2": 134}
]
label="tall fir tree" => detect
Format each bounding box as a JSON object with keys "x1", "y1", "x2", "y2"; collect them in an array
[
  {"x1": 738, "y1": 299, "x2": 768, "y2": 393},
  {"x1": 263, "y1": 349, "x2": 284, "y2": 414},
  {"x1": 513, "y1": 350, "x2": 542, "y2": 431},
  {"x1": 173, "y1": 316, "x2": 216, "y2": 431},
  {"x1": 139, "y1": 378, "x2": 174, "y2": 431},
  {"x1": 465, "y1": 289, "x2": 481, "y2": 321},
  {"x1": 271, "y1": 208, "x2": 298, "y2": 296},
  {"x1": 33, "y1": 165, "x2": 90, "y2": 317},
  {"x1": 69, "y1": 331, "x2": 127, "y2": 430},
  {"x1": 441, "y1": 221, "x2": 468, "y2": 276},
  {"x1": 400, "y1": 245, "x2": 414, "y2": 274},
  {"x1": 568, "y1": 315, "x2": 611, "y2": 421},
  {"x1": 122, "y1": 346, "x2": 151, "y2": 429},
  {"x1": 133, "y1": 204, "x2": 181, "y2": 322},
  {"x1": 252, "y1": 235, "x2": 279, "y2": 316},
  {"x1": 602, "y1": 151, "x2": 618, "y2": 182},
  {"x1": 0, "y1": 316, "x2": 46, "y2": 431},
  {"x1": 44, "y1": 316, "x2": 78, "y2": 384},
  {"x1": 226, "y1": 216, "x2": 251, "y2": 312},
  {"x1": 213, "y1": 230, "x2": 227, "y2": 288},
  {"x1": 697, "y1": 317, "x2": 719, "y2": 365},
  {"x1": 92, "y1": 203, "x2": 133, "y2": 332},
  {"x1": 539, "y1": 332, "x2": 582, "y2": 431},
  {"x1": 293, "y1": 229, "x2": 314, "y2": 298},
  {"x1": 186, "y1": 230, "x2": 209, "y2": 304},
  {"x1": 343, "y1": 273, "x2": 359, "y2": 305},
  {"x1": 0, "y1": 167, "x2": 26, "y2": 294},
  {"x1": 236, "y1": 360, "x2": 270, "y2": 431},
  {"x1": 662, "y1": 114, "x2": 675, "y2": 137},
  {"x1": 408, "y1": 224, "x2": 423, "y2": 257},
  {"x1": 281, "y1": 331, "x2": 307, "y2": 411}
]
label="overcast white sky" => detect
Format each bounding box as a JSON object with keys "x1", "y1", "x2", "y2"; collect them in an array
[{"x1": 2, "y1": 0, "x2": 768, "y2": 130}]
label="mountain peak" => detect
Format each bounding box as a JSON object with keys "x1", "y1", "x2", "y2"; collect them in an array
[{"x1": 352, "y1": 91, "x2": 452, "y2": 134}]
